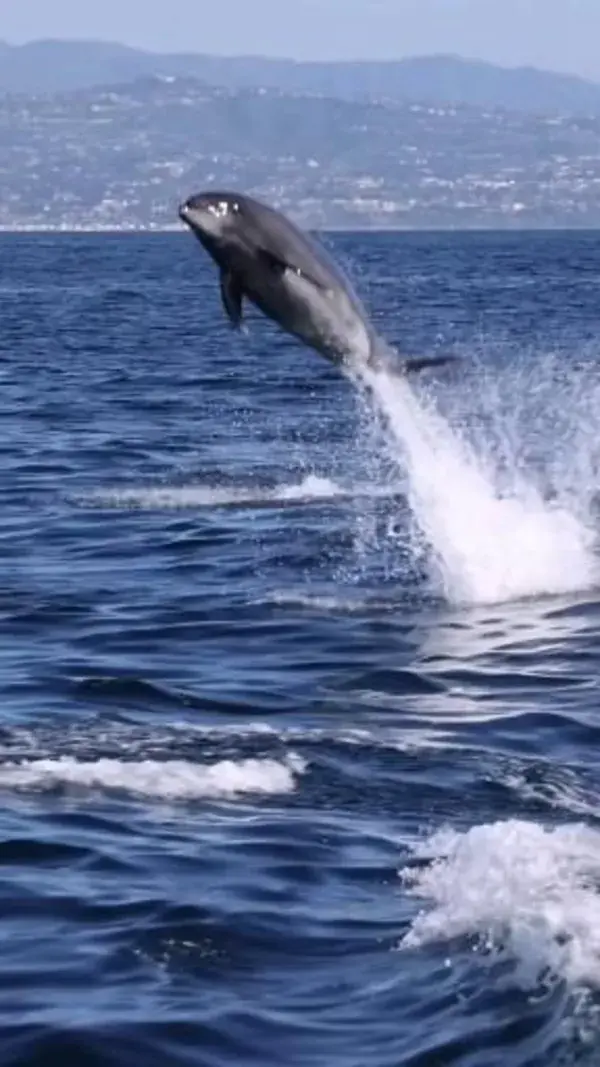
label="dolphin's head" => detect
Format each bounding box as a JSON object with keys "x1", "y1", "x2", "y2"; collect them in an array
[{"x1": 178, "y1": 191, "x2": 244, "y2": 259}]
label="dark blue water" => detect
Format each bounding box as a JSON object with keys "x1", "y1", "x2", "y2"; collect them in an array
[{"x1": 1, "y1": 230, "x2": 600, "y2": 1065}]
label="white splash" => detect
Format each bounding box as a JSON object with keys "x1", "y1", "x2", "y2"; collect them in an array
[
  {"x1": 0, "y1": 753, "x2": 307, "y2": 801},
  {"x1": 356, "y1": 365, "x2": 597, "y2": 605},
  {"x1": 399, "y1": 819, "x2": 600, "y2": 992}
]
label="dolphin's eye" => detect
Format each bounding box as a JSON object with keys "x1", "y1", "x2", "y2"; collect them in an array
[{"x1": 207, "y1": 201, "x2": 231, "y2": 219}]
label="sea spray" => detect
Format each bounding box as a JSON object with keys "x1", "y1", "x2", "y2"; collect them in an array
[{"x1": 355, "y1": 364, "x2": 596, "y2": 605}]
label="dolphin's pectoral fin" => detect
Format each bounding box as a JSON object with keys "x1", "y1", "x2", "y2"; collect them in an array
[{"x1": 220, "y1": 270, "x2": 244, "y2": 329}]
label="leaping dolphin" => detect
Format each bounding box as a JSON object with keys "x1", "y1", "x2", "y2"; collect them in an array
[{"x1": 178, "y1": 190, "x2": 455, "y2": 377}]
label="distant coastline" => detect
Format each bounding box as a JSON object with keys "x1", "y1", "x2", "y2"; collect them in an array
[{"x1": 0, "y1": 53, "x2": 599, "y2": 231}]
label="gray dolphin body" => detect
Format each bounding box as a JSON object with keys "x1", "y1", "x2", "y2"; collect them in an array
[{"x1": 178, "y1": 190, "x2": 454, "y2": 376}]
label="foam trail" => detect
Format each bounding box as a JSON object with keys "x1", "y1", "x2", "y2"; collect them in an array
[
  {"x1": 356, "y1": 366, "x2": 596, "y2": 605},
  {"x1": 85, "y1": 475, "x2": 345, "y2": 511},
  {"x1": 0, "y1": 754, "x2": 307, "y2": 801}
]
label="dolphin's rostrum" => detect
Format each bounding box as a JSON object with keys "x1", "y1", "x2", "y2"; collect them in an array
[{"x1": 178, "y1": 190, "x2": 455, "y2": 377}]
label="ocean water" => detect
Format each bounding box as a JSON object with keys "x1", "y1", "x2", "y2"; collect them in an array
[{"x1": 1, "y1": 229, "x2": 600, "y2": 1065}]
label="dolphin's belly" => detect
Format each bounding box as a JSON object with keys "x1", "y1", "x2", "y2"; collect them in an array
[{"x1": 247, "y1": 270, "x2": 372, "y2": 364}]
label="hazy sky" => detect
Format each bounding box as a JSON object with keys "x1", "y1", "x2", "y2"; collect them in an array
[{"x1": 1, "y1": 0, "x2": 599, "y2": 81}]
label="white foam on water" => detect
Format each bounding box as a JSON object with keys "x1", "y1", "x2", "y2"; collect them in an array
[
  {"x1": 82, "y1": 472, "x2": 407, "y2": 513},
  {"x1": 356, "y1": 365, "x2": 597, "y2": 605},
  {"x1": 0, "y1": 753, "x2": 307, "y2": 801},
  {"x1": 84, "y1": 474, "x2": 350, "y2": 510},
  {"x1": 267, "y1": 589, "x2": 391, "y2": 613},
  {"x1": 399, "y1": 820, "x2": 600, "y2": 992}
]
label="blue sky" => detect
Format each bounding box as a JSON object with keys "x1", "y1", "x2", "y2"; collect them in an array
[{"x1": 1, "y1": 0, "x2": 599, "y2": 81}]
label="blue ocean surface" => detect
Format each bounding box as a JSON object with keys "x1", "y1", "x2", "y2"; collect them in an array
[{"x1": 0, "y1": 229, "x2": 600, "y2": 1064}]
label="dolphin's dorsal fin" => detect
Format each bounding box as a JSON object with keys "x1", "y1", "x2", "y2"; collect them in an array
[
  {"x1": 257, "y1": 247, "x2": 330, "y2": 292},
  {"x1": 220, "y1": 269, "x2": 244, "y2": 328}
]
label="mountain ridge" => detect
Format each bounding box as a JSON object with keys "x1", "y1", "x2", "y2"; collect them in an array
[{"x1": 1, "y1": 40, "x2": 600, "y2": 114}]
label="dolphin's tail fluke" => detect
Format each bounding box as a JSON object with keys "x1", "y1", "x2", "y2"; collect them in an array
[
  {"x1": 397, "y1": 353, "x2": 460, "y2": 375},
  {"x1": 365, "y1": 338, "x2": 460, "y2": 377}
]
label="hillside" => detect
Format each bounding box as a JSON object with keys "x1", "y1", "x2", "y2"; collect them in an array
[{"x1": 0, "y1": 76, "x2": 599, "y2": 230}]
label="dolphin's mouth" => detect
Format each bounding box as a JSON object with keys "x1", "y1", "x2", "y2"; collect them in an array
[{"x1": 178, "y1": 203, "x2": 204, "y2": 239}]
